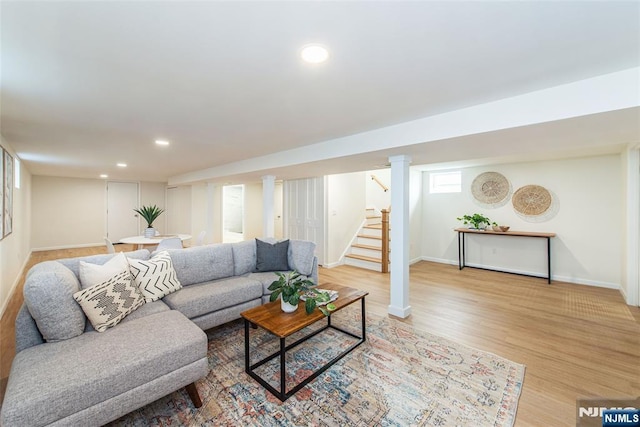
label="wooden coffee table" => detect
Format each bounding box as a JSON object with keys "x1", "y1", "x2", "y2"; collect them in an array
[{"x1": 240, "y1": 283, "x2": 368, "y2": 401}]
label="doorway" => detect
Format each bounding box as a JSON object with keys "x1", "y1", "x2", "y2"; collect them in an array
[
  {"x1": 106, "y1": 181, "x2": 139, "y2": 242},
  {"x1": 223, "y1": 185, "x2": 244, "y2": 243}
]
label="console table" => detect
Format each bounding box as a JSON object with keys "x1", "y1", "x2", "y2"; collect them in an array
[{"x1": 455, "y1": 228, "x2": 556, "y2": 284}]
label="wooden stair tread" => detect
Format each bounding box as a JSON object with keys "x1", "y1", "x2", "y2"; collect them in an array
[
  {"x1": 357, "y1": 234, "x2": 382, "y2": 240},
  {"x1": 345, "y1": 254, "x2": 382, "y2": 263},
  {"x1": 352, "y1": 243, "x2": 382, "y2": 251},
  {"x1": 364, "y1": 224, "x2": 383, "y2": 229}
]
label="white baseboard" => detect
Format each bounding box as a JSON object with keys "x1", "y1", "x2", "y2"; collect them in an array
[
  {"x1": 321, "y1": 260, "x2": 345, "y2": 269},
  {"x1": 32, "y1": 242, "x2": 105, "y2": 252},
  {"x1": 0, "y1": 250, "x2": 33, "y2": 319},
  {"x1": 418, "y1": 256, "x2": 621, "y2": 290}
]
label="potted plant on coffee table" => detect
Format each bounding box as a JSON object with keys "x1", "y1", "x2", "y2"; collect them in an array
[
  {"x1": 134, "y1": 205, "x2": 165, "y2": 238},
  {"x1": 268, "y1": 271, "x2": 337, "y2": 315}
]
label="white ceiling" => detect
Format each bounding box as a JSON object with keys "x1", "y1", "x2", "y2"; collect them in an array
[{"x1": 1, "y1": 1, "x2": 639, "y2": 184}]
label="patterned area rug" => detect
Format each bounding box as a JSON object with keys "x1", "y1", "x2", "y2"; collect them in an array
[{"x1": 109, "y1": 308, "x2": 525, "y2": 426}]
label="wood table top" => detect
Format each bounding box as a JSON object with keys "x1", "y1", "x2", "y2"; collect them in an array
[
  {"x1": 454, "y1": 228, "x2": 556, "y2": 238},
  {"x1": 241, "y1": 283, "x2": 368, "y2": 338}
]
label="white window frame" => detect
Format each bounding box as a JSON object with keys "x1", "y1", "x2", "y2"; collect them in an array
[{"x1": 429, "y1": 171, "x2": 461, "y2": 194}]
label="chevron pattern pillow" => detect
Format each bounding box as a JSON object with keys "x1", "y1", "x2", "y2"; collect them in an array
[
  {"x1": 73, "y1": 269, "x2": 145, "y2": 332},
  {"x1": 128, "y1": 251, "x2": 182, "y2": 302}
]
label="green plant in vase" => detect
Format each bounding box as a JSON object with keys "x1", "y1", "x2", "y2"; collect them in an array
[
  {"x1": 268, "y1": 271, "x2": 336, "y2": 315},
  {"x1": 134, "y1": 205, "x2": 165, "y2": 237},
  {"x1": 456, "y1": 213, "x2": 492, "y2": 230}
]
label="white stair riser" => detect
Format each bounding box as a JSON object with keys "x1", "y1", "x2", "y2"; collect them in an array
[
  {"x1": 366, "y1": 217, "x2": 382, "y2": 226},
  {"x1": 351, "y1": 247, "x2": 382, "y2": 258},
  {"x1": 356, "y1": 236, "x2": 384, "y2": 246},
  {"x1": 345, "y1": 257, "x2": 381, "y2": 272},
  {"x1": 360, "y1": 228, "x2": 382, "y2": 237}
]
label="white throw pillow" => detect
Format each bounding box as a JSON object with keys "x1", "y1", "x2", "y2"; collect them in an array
[
  {"x1": 79, "y1": 252, "x2": 129, "y2": 289},
  {"x1": 73, "y1": 269, "x2": 145, "y2": 332},
  {"x1": 128, "y1": 251, "x2": 182, "y2": 302}
]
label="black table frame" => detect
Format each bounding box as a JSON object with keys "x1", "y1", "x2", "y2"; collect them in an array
[
  {"x1": 457, "y1": 230, "x2": 553, "y2": 284},
  {"x1": 244, "y1": 297, "x2": 366, "y2": 401}
]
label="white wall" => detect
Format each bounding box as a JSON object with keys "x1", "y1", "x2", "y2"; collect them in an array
[
  {"x1": 32, "y1": 177, "x2": 166, "y2": 249},
  {"x1": 166, "y1": 186, "x2": 191, "y2": 237},
  {"x1": 32, "y1": 176, "x2": 106, "y2": 249},
  {"x1": 190, "y1": 183, "x2": 207, "y2": 244},
  {"x1": 0, "y1": 138, "x2": 32, "y2": 316},
  {"x1": 366, "y1": 168, "x2": 391, "y2": 212},
  {"x1": 326, "y1": 172, "x2": 367, "y2": 265},
  {"x1": 409, "y1": 168, "x2": 423, "y2": 263},
  {"x1": 244, "y1": 182, "x2": 263, "y2": 239},
  {"x1": 422, "y1": 154, "x2": 623, "y2": 288}
]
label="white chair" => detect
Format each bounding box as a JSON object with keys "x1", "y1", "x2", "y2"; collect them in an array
[
  {"x1": 104, "y1": 237, "x2": 116, "y2": 254},
  {"x1": 195, "y1": 230, "x2": 206, "y2": 246},
  {"x1": 155, "y1": 237, "x2": 183, "y2": 252}
]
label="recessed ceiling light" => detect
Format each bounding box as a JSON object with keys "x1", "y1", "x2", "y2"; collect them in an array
[
  {"x1": 301, "y1": 44, "x2": 329, "y2": 64},
  {"x1": 155, "y1": 139, "x2": 170, "y2": 146},
  {"x1": 100, "y1": 174, "x2": 108, "y2": 178},
  {"x1": 117, "y1": 163, "x2": 127, "y2": 168}
]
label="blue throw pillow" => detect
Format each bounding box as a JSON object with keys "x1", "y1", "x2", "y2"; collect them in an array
[{"x1": 255, "y1": 239, "x2": 290, "y2": 272}]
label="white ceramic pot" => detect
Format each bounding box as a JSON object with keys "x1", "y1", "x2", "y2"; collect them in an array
[
  {"x1": 281, "y1": 298, "x2": 298, "y2": 313},
  {"x1": 144, "y1": 227, "x2": 156, "y2": 238}
]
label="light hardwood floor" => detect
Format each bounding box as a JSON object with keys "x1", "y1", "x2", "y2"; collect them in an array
[{"x1": 1, "y1": 246, "x2": 639, "y2": 426}]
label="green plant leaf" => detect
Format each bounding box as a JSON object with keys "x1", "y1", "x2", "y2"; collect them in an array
[
  {"x1": 305, "y1": 298, "x2": 316, "y2": 314},
  {"x1": 269, "y1": 289, "x2": 282, "y2": 302}
]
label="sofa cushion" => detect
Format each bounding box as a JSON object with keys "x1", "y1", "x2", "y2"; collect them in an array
[
  {"x1": 79, "y1": 252, "x2": 129, "y2": 289},
  {"x1": 288, "y1": 239, "x2": 316, "y2": 276},
  {"x1": 232, "y1": 239, "x2": 256, "y2": 276},
  {"x1": 163, "y1": 276, "x2": 262, "y2": 319},
  {"x1": 168, "y1": 244, "x2": 234, "y2": 286},
  {"x1": 73, "y1": 270, "x2": 145, "y2": 332},
  {"x1": 247, "y1": 271, "x2": 282, "y2": 295},
  {"x1": 57, "y1": 249, "x2": 150, "y2": 278},
  {"x1": 128, "y1": 251, "x2": 182, "y2": 302},
  {"x1": 23, "y1": 261, "x2": 86, "y2": 343},
  {"x1": 1, "y1": 310, "x2": 206, "y2": 427},
  {"x1": 255, "y1": 238, "x2": 289, "y2": 272}
]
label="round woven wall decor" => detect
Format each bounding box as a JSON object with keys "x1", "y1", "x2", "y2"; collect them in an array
[
  {"x1": 512, "y1": 185, "x2": 552, "y2": 216},
  {"x1": 471, "y1": 172, "x2": 511, "y2": 207}
]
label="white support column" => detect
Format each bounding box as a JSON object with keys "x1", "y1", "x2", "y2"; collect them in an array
[
  {"x1": 625, "y1": 146, "x2": 639, "y2": 306},
  {"x1": 388, "y1": 155, "x2": 412, "y2": 318},
  {"x1": 206, "y1": 182, "x2": 223, "y2": 243},
  {"x1": 262, "y1": 175, "x2": 276, "y2": 238}
]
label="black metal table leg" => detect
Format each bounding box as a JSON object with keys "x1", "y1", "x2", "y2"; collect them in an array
[
  {"x1": 361, "y1": 297, "x2": 366, "y2": 341},
  {"x1": 244, "y1": 320, "x2": 250, "y2": 372},
  {"x1": 547, "y1": 237, "x2": 551, "y2": 284},
  {"x1": 279, "y1": 337, "x2": 286, "y2": 398}
]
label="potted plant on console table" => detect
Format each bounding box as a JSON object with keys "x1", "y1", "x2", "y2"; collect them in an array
[
  {"x1": 268, "y1": 271, "x2": 337, "y2": 315},
  {"x1": 134, "y1": 205, "x2": 165, "y2": 238},
  {"x1": 456, "y1": 213, "x2": 492, "y2": 230}
]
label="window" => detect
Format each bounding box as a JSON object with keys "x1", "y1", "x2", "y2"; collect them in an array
[
  {"x1": 429, "y1": 171, "x2": 461, "y2": 194},
  {"x1": 14, "y1": 157, "x2": 20, "y2": 189}
]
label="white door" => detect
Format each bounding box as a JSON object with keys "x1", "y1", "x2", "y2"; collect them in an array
[
  {"x1": 284, "y1": 177, "x2": 326, "y2": 265},
  {"x1": 107, "y1": 181, "x2": 139, "y2": 242},
  {"x1": 274, "y1": 181, "x2": 283, "y2": 239}
]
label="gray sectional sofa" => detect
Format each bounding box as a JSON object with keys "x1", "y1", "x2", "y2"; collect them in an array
[{"x1": 1, "y1": 238, "x2": 317, "y2": 427}]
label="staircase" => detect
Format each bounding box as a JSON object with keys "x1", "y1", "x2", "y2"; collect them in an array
[{"x1": 344, "y1": 208, "x2": 390, "y2": 272}]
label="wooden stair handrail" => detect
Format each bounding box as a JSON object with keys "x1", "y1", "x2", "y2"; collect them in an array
[
  {"x1": 381, "y1": 209, "x2": 390, "y2": 273},
  {"x1": 371, "y1": 174, "x2": 389, "y2": 192}
]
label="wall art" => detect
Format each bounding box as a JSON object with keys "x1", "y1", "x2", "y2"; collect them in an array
[{"x1": 471, "y1": 171, "x2": 511, "y2": 208}]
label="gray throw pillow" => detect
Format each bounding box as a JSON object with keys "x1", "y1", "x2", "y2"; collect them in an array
[{"x1": 255, "y1": 238, "x2": 290, "y2": 272}]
